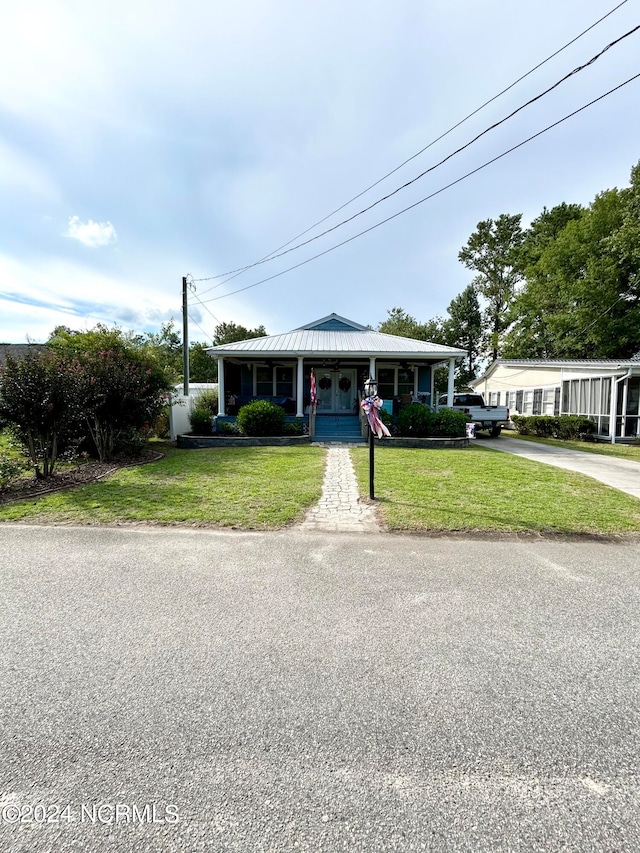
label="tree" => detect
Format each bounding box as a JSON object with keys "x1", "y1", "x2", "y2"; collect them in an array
[
  {"x1": 458, "y1": 214, "x2": 524, "y2": 361},
  {"x1": 378, "y1": 307, "x2": 448, "y2": 343},
  {"x1": 189, "y1": 341, "x2": 218, "y2": 382},
  {"x1": 48, "y1": 326, "x2": 172, "y2": 461},
  {"x1": 213, "y1": 322, "x2": 266, "y2": 345},
  {"x1": 0, "y1": 350, "x2": 80, "y2": 477},
  {"x1": 144, "y1": 320, "x2": 183, "y2": 379},
  {"x1": 503, "y1": 173, "x2": 640, "y2": 359},
  {"x1": 444, "y1": 285, "x2": 482, "y2": 385}
]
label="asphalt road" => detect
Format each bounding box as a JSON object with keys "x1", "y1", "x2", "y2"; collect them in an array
[{"x1": 1, "y1": 525, "x2": 640, "y2": 852}]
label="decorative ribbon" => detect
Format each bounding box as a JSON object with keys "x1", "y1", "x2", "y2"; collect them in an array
[{"x1": 361, "y1": 395, "x2": 391, "y2": 438}]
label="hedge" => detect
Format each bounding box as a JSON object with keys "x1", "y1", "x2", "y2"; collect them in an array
[{"x1": 511, "y1": 415, "x2": 597, "y2": 440}]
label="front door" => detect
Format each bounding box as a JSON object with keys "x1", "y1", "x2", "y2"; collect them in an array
[{"x1": 316, "y1": 370, "x2": 356, "y2": 413}]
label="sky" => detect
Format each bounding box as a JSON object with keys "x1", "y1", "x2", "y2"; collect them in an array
[{"x1": 1, "y1": 0, "x2": 639, "y2": 344}]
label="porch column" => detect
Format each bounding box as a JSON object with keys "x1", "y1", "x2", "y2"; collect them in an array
[
  {"x1": 369, "y1": 357, "x2": 376, "y2": 380},
  {"x1": 447, "y1": 357, "x2": 455, "y2": 407},
  {"x1": 609, "y1": 375, "x2": 618, "y2": 444},
  {"x1": 296, "y1": 356, "x2": 304, "y2": 417},
  {"x1": 217, "y1": 357, "x2": 226, "y2": 416},
  {"x1": 621, "y1": 377, "x2": 629, "y2": 439}
]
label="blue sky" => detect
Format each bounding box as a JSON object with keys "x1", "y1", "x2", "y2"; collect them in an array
[{"x1": 1, "y1": 0, "x2": 639, "y2": 343}]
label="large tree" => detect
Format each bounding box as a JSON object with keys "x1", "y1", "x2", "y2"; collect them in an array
[
  {"x1": 444, "y1": 285, "x2": 482, "y2": 385},
  {"x1": 504, "y1": 168, "x2": 640, "y2": 359},
  {"x1": 0, "y1": 350, "x2": 81, "y2": 477},
  {"x1": 458, "y1": 213, "x2": 524, "y2": 361},
  {"x1": 213, "y1": 321, "x2": 266, "y2": 345}
]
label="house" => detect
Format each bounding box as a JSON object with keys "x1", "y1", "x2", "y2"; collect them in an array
[
  {"x1": 205, "y1": 313, "x2": 465, "y2": 439},
  {"x1": 0, "y1": 343, "x2": 47, "y2": 369},
  {"x1": 469, "y1": 358, "x2": 640, "y2": 443}
]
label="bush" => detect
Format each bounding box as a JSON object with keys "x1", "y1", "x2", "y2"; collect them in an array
[
  {"x1": 431, "y1": 408, "x2": 469, "y2": 437},
  {"x1": 150, "y1": 406, "x2": 171, "y2": 439},
  {"x1": 282, "y1": 419, "x2": 304, "y2": 436},
  {"x1": 189, "y1": 405, "x2": 214, "y2": 435},
  {"x1": 218, "y1": 421, "x2": 240, "y2": 435},
  {"x1": 511, "y1": 415, "x2": 597, "y2": 441},
  {"x1": 0, "y1": 454, "x2": 24, "y2": 491},
  {"x1": 397, "y1": 403, "x2": 433, "y2": 437},
  {"x1": 195, "y1": 388, "x2": 218, "y2": 415},
  {"x1": 236, "y1": 400, "x2": 286, "y2": 436}
]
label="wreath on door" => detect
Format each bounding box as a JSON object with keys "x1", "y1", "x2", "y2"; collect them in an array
[
  {"x1": 338, "y1": 377, "x2": 352, "y2": 392},
  {"x1": 319, "y1": 376, "x2": 332, "y2": 390}
]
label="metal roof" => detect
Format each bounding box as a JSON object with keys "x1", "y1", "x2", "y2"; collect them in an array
[
  {"x1": 206, "y1": 328, "x2": 465, "y2": 359},
  {"x1": 472, "y1": 357, "x2": 640, "y2": 384}
]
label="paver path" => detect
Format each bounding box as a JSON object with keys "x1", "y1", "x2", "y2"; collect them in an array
[
  {"x1": 300, "y1": 446, "x2": 380, "y2": 532},
  {"x1": 488, "y1": 436, "x2": 640, "y2": 499}
]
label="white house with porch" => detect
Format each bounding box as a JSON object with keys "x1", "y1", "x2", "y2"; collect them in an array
[
  {"x1": 470, "y1": 358, "x2": 640, "y2": 442},
  {"x1": 205, "y1": 313, "x2": 465, "y2": 442}
]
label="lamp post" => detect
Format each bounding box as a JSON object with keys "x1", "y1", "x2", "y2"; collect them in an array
[{"x1": 363, "y1": 375, "x2": 377, "y2": 500}]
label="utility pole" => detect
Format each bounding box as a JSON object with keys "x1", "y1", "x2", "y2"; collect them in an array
[{"x1": 182, "y1": 276, "x2": 189, "y2": 396}]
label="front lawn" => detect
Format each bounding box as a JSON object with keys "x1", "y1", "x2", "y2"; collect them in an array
[
  {"x1": 501, "y1": 430, "x2": 640, "y2": 461},
  {"x1": 351, "y1": 445, "x2": 640, "y2": 534},
  {"x1": 0, "y1": 444, "x2": 325, "y2": 529}
]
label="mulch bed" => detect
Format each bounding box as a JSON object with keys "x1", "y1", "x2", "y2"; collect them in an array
[{"x1": 0, "y1": 452, "x2": 163, "y2": 505}]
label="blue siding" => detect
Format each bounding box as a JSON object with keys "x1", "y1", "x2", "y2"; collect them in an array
[
  {"x1": 418, "y1": 366, "x2": 431, "y2": 395},
  {"x1": 311, "y1": 319, "x2": 359, "y2": 331}
]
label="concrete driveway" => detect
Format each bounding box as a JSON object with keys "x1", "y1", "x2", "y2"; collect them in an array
[
  {"x1": 484, "y1": 435, "x2": 640, "y2": 499},
  {"x1": 1, "y1": 525, "x2": 640, "y2": 852}
]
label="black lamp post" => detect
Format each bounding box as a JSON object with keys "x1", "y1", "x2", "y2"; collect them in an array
[{"x1": 363, "y1": 375, "x2": 377, "y2": 500}]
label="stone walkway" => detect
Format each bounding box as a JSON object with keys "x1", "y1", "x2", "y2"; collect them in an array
[{"x1": 299, "y1": 446, "x2": 380, "y2": 533}]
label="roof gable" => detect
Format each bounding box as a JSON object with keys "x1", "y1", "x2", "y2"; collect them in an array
[{"x1": 296, "y1": 313, "x2": 368, "y2": 332}]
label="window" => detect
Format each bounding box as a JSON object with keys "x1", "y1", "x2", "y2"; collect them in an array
[
  {"x1": 590, "y1": 379, "x2": 601, "y2": 414},
  {"x1": 397, "y1": 368, "x2": 415, "y2": 397},
  {"x1": 275, "y1": 367, "x2": 293, "y2": 397},
  {"x1": 533, "y1": 388, "x2": 543, "y2": 415},
  {"x1": 542, "y1": 388, "x2": 560, "y2": 415},
  {"x1": 523, "y1": 390, "x2": 534, "y2": 414},
  {"x1": 377, "y1": 368, "x2": 395, "y2": 401},
  {"x1": 256, "y1": 366, "x2": 273, "y2": 396}
]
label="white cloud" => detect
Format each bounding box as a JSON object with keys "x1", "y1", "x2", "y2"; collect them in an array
[{"x1": 65, "y1": 216, "x2": 117, "y2": 248}]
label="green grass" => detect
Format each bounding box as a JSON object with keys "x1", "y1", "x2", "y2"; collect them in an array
[
  {"x1": 0, "y1": 430, "x2": 22, "y2": 461},
  {"x1": 502, "y1": 429, "x2": 640, "y2": 461},
  {"x1": 351, "y1": 445, "x2": 640, "y2": 534},
  {"x1": 0, "y1": 443, "x2": 326, "y2": 529}
]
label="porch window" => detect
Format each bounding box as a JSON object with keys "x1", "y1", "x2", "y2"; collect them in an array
[
  {"x1": 397, "y1": 368, "x2": 415, "y2": 398},
  {"x1": 256, "y1": 366, "x2": 273, "y2": 396},
  {"x1": 377, "y1": 368, "x2": 395, "y2": 400},
  {"x1": 276, "y1": 367, "x2": 293, "y2": 397}
]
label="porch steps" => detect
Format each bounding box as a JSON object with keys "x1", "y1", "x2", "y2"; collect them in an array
[{"x1": 313, "y1": 415, "x2": 365, "y2": 443}]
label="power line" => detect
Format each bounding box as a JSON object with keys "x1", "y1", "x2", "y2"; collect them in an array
[
  {"x1": 201, "y1": 24, "x2": 640, "y2": 283},
  {"x1": 197, "y1": 72, "x2": 640, "y2": 306},
  {"x1": 194, "y1": 0, "x2": 631, "y2": 291},
  {"x1": 187, "y1": 312, "x2": 215, "y2": 344}
]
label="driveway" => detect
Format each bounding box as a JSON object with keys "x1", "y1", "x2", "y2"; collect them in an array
[
  {"x1": 1, "y1": 525, "x2": 640, "y2": 852},
  {"x1": 486, "y1": 435, "x2": 640, "y2": 499}
]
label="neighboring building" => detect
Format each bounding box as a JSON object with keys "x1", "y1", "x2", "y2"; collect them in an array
[
  {"x1": 205, "y1": 313, "x2": 465, "y2": 435},
  {"x1": 470, "y1": 358, "x2": 640, "y2": 442},
  {"x1": 0, "y1": 343, "x2": 47, "y2": 369}
]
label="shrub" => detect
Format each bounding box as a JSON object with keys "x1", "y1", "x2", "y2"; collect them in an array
[
  {"x1": 189, "y1": 405, "x2": 214, "y2": 435},
  {"x1": 282, "y1": 419, "x2": 304, "y2": 436},
  {"x1": 431, "y1": 408, "x2": 469, "y2": 437},
  {"x1": 0, "y1": 454, "x2": 24, "y2": 491},
  {"x1": 218, "y1": 421, "x2": 240, "y2": 435},
  {"x1": 236, "y1": 400, "x2": 286, "y2": 436},
  {"x1": 397, "y1": 403, "x2": 433, "y2": 437},
  {"x1": 511, "y1": 415, "x2": 596, "y2": 441},
  {"x1": 150, "y1": 406, "x2": 171, "y2": 439},
  {"x1": 194, "y1": 388, "x2": 218, "y2": 415},
  {"x1": 0, "y1": 350, "x2": 82, "y2": 478}
]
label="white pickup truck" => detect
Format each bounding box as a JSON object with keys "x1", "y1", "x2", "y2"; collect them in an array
[{"x1": 437, "y1": 392, "x2": 510, "y2": 438}]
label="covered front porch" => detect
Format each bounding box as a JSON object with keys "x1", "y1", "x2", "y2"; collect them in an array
[{"x1": 207, "y1": 313, "x2": 465, "y2": 439}]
